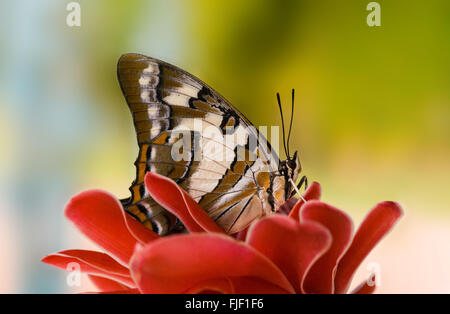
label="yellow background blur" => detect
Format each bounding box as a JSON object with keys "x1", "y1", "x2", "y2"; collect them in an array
[{"x1": 0, "y1": 0, "x2": 449, "y2": 293}]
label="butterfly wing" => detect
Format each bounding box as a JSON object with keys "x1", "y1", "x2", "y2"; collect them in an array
[{"x1": 117, "y1": 53, "x2": 282, "y2": 234}]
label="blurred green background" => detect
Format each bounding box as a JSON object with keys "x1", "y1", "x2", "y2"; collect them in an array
[{"x1": 0, "y1": 0, "x2": 449, "y2": 293}]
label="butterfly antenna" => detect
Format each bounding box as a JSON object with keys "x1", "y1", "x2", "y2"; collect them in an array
[
  {"x1": 277, "y1": 92, "x2": 289, "y2": 159},
  {"x1": 286, "y1": 89, "x2": 295, "y2": 158}
]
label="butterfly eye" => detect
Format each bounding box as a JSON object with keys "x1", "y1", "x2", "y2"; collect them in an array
[{"x1": 287, "y1": 159, "x2": 296, "y2": 170}]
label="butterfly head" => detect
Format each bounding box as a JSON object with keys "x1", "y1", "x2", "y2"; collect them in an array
[
  {"x1": 278, "y1": 150, "x2": 302, "y2": 199},
  {"x1": 286, "y1": 150, "x2": 301, "y2": 181}
]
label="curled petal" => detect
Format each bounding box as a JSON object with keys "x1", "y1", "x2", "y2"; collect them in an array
[
  {"x1": 301, "y1": 201, "x2": 354, "y2": 294},
  {"x1": 130, "y1": 233, "x2": 295, "y2": 294},
  {"x1": 88, "y1": 275, "x2": 133, "y2": 292},
  {"x1": 64, "y1": 189, "x2": 159, "y2": 265},
  {"x1": 144, "y1": 172, "x2": 223, "y2": 233},
  {"x1": 288, "y1": 181, "x2": 322, "y2": 221},
  {"x1": 46, "y1": 249, "x2": 130, "y2": 276},
  {"x1": 334, "y1": 201, "x2": 403, "y2": 294},
  {"x1": 42, "y1": 251, "x2": 134, "y2": 287},
  {"x1": 246, "y1": 215, "x2": 332, "y2": 293}
]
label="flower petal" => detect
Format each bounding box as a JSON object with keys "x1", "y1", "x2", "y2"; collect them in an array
[
  {"x1": 42, "y1": 251, "x2": 135, "y2": 287},
  {"x1": 334, "y1": 201, "x2": 403, "y2": 294},
  {"x1": 144, "y1": 172, "x2": 223, "y2": 233},
  {"x1": 64, "y1": 189, "x2": 159, "y2": 265},
  {"x1": 49, "y1": 249, "x2": 130, "y2": 276},
  {"x1": 246, "y1": 215, "x2": 332, "y2": 293},
  {"x1": 229, "y1": 277, "x2": 291, "y2": 294},
  {"x1": 301, "y1": 201, "x2": 354, "y2": 294},
  {"x1": 185, "y1": 277, "x2": 288, "y2": 294},
  {"x1": 234, "y1": 227, "x2": 249, "y2": 241},
  {"x1": 130, "y1": 233, "x2": 295, "y2": 294},
  {"x1": 288, "y1": 181, "x2": 322, "y2": 221},
  {"x1": 88, "y1": 275, "x2": 133, "y2": 292},
  {"x1": 184, "y1": 278, "x2": 234, "y2": 294},
  {"x1": 277, "y1": 197, "x2": 298, "y2": 216},
  {"x1": 90, "y1": 288, "x2": 141, "y2": 294}
]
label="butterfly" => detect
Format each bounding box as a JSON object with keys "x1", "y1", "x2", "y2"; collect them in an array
[{"x1": 118, "y1": 53, "x2": 307, "y2": 235}]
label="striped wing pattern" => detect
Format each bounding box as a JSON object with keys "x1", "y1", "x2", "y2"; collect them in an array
[{"x1": 118, "y1": 53, "x2": 282, "y2": 235}]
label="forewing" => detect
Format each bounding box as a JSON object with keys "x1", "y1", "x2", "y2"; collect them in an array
[{"x1": 117, "y1": 53, "x2": 279, "y2": 234}]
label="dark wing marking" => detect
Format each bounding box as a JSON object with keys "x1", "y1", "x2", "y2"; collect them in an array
[{"x1": 117, "y1": 53, "x2": 279, "y2": 235}]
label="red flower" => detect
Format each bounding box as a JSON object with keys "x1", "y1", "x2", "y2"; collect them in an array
[{"x1": 42, "y1": 173, "x2": 402, "y2": 294}]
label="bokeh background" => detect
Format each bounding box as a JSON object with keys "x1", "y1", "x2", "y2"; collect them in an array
[{"x1": 0, "y1": 0, "x2": 449, "y2": 293}]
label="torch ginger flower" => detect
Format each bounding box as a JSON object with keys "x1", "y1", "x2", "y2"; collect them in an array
[{"x1": 42, "y1": 172, "x2": 402, "y2": 294}]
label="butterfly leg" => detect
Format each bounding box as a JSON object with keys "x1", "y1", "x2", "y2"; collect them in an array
[{"x1": 296, "y1": 175, "x2": 308, "y2": 192}]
